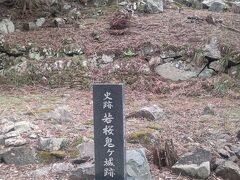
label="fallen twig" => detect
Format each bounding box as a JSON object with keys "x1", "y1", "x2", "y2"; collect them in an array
[{"x1": 221, "y1": 24, "x2": 240, "y2": 33}]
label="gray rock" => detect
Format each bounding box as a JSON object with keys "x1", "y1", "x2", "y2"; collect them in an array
[
  {"x1": 218, "y1": 148, "x2": 231, "y2": 158},
  {"x1": 35, "y1": 18, "x2": 46, "y2": 27},
  {"x1": 203, "y1": 105, "x2": 215, "y2": 115},
  {"x1": 0, "y1": 19, "x2": 15, "y2": 34},
  {"x1": 53, "y1": 18, "x2": 65, "y2": 27},
  {"x1": 69, "y1": 162, "x2": 95, "y2": 180},
  {"x1": 70, "y1": 148, "x2": 151, "y2": 180},
  {"x1": 155, "y1": 63, "x2": 197, "y2": 81},
  {"x1": 176, "y1": 0, "x2": 203, "y2": 9},
  {"x1": 203, "y1": 37, "x2": 221, "y2": 59},
  {"x1": 5, "y1": 136, "x2": 27, "y2": 147},
  {"x1": 101, "y1": 54, "x2": 114, "y2": 64},
  {"x1": 229, "y1": 144, "x2": 240, "y2": 154},
  {"x1": 4, "y1": 131, "x2": 20, "y2": 138},
  {"x1": 39, "y1": 137, "x2": 68, "y2": 151},
  {"x1": 23, "y1": 22, "x2": 37, "y2": 31},
  {"x1": 141, "y1": 42, "x2": 155, "y2": 60},
  {"x1": 63, "y1": 3, "x2": 71, "y2": 10},
  {"x1": 215, "y1": 161, "x2": 240, "y2": 180},
  {"x1": 229, "y1": 155, "x2": 238, "y2": 163},
  {"x1": 142, "y1": 0, "x2": 164, "y2": 13},
  {"x1": 211, "y1": 158, "x2": 225, "y2": 171},
  {"x1": 77, "y1": 141, "x2": 94, "y2": 160},
  {"x1": 209, "y1": 60, "x2": 224, "y2": 72},
  {"x1": 0, "y1": 119, "x2": 14, "y2": 134},
  {"x1": 0, "y1": 135, "x2": 4, "y2": 145},
  {"x1": 63, "y1": 44, "x2": 83, "y2": 56},
  {"x1": 127, "y1": 104, "x2": 165, "y2": 120},
  {"x1": 126, "y1": 148, "x2": 151, "y2": 180},
  {"x1": 202, "y1": 0, "x2": 227, "y2": 9},
  {"x1": 1, "y1": 146, "x2": 37, "y2": 165},
  {"x1": 14, "y1": 121, "x2": 35, "y2": 133},
  {"x1": 149, "y1": 56, "x2": 163, "y2": 68},
  {"x1": 51, "y1": 162, "x2": 75, "y2": 173},
  {"x1": 29, "y1": 133, "x2": 38, "y2": 139},
  {"x1": 69, "y1": 8, "x2": 81, "y2": 20},
  {"x1": 236, "y1": 150, "x2": 240, "y2": 159},
  {"x1": 32, "y1": 166, "x2": 51, "y2": 177},
  {"x1": 172, "y1": 148, "x2": 211, "y2": 179},
  {"x1": 232, "y1": 2, "x2": 240, "y2": 14},
  {"x1": 209, "y1": 1, "x2": 227, "y2": 12},
  {"x1": 45, "y1": 106, "x2": 73, "y2": 123}
]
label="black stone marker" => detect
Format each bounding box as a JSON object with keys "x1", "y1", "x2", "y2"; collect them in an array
[{"x1": 93, "y1": 84, "x2": 126, "y2": 180}]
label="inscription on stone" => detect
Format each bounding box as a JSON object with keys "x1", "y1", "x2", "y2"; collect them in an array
[{"x1": 93, "y1": 84, "x2": 126, "y2": 180}]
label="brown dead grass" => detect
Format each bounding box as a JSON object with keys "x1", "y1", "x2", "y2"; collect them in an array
[{"x1": 3, "y1": 9, "x2": 240, "y2": 56}]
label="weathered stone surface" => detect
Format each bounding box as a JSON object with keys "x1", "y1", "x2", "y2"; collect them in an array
[
  {"x1": 232, "y1": 2, "x2": 240, "y2": 14},
  {"x1": 14, "y1": 121, "x2": 34, "y2": 133},
  {"x1": 45, "y1": 106, "x2": 73, "y2": 123},
  {"x1": 218, "y1": 148, "x2": 231, "y2": 158},
  {"x1": 4, "y1": 131, "x2": 20, "y2": 138},
  {"x1": 35, "y1": 18, "x2": 46, "y2": 27},
  {"x1": 0, "y1": 135, "x2": 4, "y2": 145},
  {"x1": 203, "y1": 37, "x2": 221, "y2": 59},
  {"x1": 203, "y1": 105, "x2": 215, "y2": 115},
  {"x1": 23, "y1": 22, "x2": 37, "y2": 31},
  {"x1": 1, "y1": 146, "x2": 37, "y2": 165},
  {"x1": 172, "y1": 148, "x2": 211, "y2": 179},
  {"x1": 211, "y1": 158, "x2": 225, "y2": 171},
  {"x1": 62, "y1": 44, "x2": 83, "y2": 56},
  {"x1": 209, "y1": 1, "x2": 227, "y2": 12},
  {"x1": 0, "y1": 119, "x2": 14, "y2": 134},
  {"x1": 39, "y1": 137, "x2": 68, "y2": 151},
  {"x1": 141, "y1": 0, "x2": 164, "y2": 13},
  {"x1": 5, "y1": 136, "x2": 27, "y2": 147},
  {"x1": 0, "y1": 19, "x2": 15, "y2": 34},
  {"x1": 101, "y1": 54, "x2": 114, "y2": 64},
  {"x1": 155, "y1": 63, "x2": 197, "y2": 81},
  {"x1": 70, "y1": 148, "x2": 151, "y2": 180},
  {"x1": 127, "y1": 104, "x2": 165, "y2": 120},
  {"x1": 53, "y1": 18, "x2": 65, "y2": 27},
  {"x1": 215, "y1": 161, "x2": 240, "y2": 180},
  {"x1": 63, "y1": 3, "x2": 71, "y2": 10},
  {"x1": 76, "y1": 141, "x2": 94, "y2": 160},
  {"x1": 68, "y1": 8, "x2": 81, "y2": 20},
  {"x1": 69, "y1": 162, "x2": 95, "y2": 180},
  {"x1": 141, "y1": 42, "x2": 156, "y2": 60},
  {"x1": 126, "y1": 148, "x2": 151, "y2": 180},
  {"x1": 51, "y1": 162, "x2": 75, "y2": 173},
  {"x1": 32, "y1": 166, "x2": 51, "y2": 177}
]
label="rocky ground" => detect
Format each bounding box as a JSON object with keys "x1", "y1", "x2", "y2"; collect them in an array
[{"x1": 0, "y1": 0, "x2": 240, "y2": 179}]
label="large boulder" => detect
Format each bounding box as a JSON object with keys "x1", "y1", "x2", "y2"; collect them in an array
[
  {"x1": 215, "y1": 161, "x2": 240, "y2": 180},
  {"x1": 155, "y1": 63, "x2": 197, "y2": 81},
  {"x1": 209, "y1": 1, "x2": 227, "y2": 12},
  {"x1": 126, "y1": 148, "x2": 151, "y2": 180},
  {"x1": 172, "y1": 148, "x2": 211, "y2": 179},
  {"x1": 0, "y1": 146, "x2": 37, "y2": 165},
  {"x1": 202, "y1": 0, "x2": 228, "y2": 11},
  {"x1": 0, "y1": 19, "x2": 15, "y2": 34}
]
